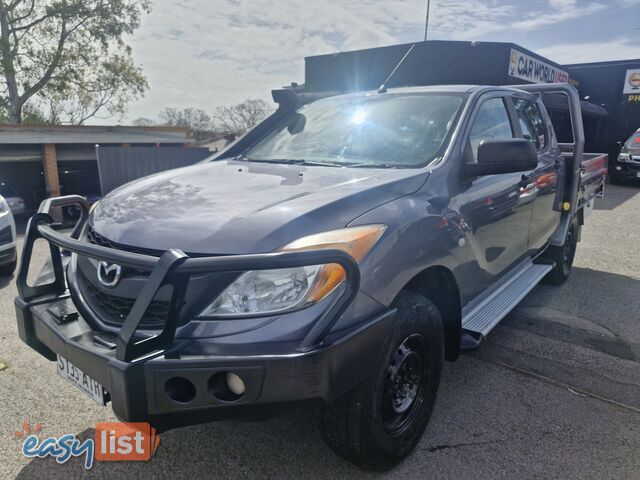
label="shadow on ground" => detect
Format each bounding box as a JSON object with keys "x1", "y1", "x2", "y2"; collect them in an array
[
  {"x1": 595, "y1": 180, "x2": 639, "y2": 211},
  {"x1": 14, "y1": 410, "x2": 373, "y2": 479}
]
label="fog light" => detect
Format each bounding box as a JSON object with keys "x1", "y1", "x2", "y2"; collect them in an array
[
  {"x1": 165, "y1": 377, "x2": 196, "y2": 404},
  {"x1": 208, "y1": 371, "x2": 244, "y2": 401},
  {"x1": 227, "y1": 372, "x2": 245, "y2": 396}
]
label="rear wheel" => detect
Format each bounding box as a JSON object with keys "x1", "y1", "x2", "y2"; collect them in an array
[
  {"x1": 542, "y1": 218, "x2": 579, "y2": 285},
  {"x1": 319, "y1": 291, "x2": 444, "y2": 471}
]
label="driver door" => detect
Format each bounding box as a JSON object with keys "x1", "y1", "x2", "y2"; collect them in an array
[{"x1": 458, "y1": 94, "x2": 536, "y2": 288}]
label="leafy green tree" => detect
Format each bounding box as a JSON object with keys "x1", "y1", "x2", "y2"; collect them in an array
[
  {"x1": 0, "y1": 0, "x2": 151, "y2": 124},
  {"x1": 0, "y1": 101, "x2": 46, "y2": 123}
]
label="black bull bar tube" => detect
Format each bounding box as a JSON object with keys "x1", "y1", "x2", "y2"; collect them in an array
[{"x1": 17, "y1": 195, "x2": 361, "y2": 362}]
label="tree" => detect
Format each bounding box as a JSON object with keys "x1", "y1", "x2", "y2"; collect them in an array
[
  {"x1": 158, "y1": 107, "x2": 213, "y2": 134},
  {"x1": 131, "y1": 116, "x2": 156, "y2": 127},
  {"x1": 214, "y1": 99, "x2": 271, "y2": 135},
  {"x1": 0, "y1": 101, "x2": 46, "y2": 123},
  {"x1": 0, "y1": 0, "x2": 151, "y2": 124}
]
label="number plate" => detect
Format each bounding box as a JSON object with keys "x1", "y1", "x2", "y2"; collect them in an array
[{"x1": 57, "y1": 355, "x2": 107, "y2": 406}]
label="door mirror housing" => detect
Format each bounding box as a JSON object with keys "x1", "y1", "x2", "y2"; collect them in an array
[{"x1": 465, "y1": 138, "x2": 538, "y2": 177}]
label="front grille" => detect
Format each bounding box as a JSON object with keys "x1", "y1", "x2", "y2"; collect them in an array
[
  {"x1": 85, "y1": 225, "x2": 158, "y2": 276},
  {"x1": 80, "y1": 226, "x2": 171, "y2": 328},
  {"x1": 86, "y1": 225, "x2": 163, "y2": 257},
  {"x1": 86, "y1": 226, "x2": 113, "y2": 248},
  {"x1": 82, "y1": 276, "x2": 170, "y2": 328}
]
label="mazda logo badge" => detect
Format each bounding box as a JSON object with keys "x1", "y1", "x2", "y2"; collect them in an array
[{"x1": 97, "y1": 261, "x2": 122, "y2": 288}]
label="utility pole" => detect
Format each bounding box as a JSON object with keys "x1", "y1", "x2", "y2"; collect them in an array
[{"x1": 424, "y1": 0, "x2": 431, "y2": 41}]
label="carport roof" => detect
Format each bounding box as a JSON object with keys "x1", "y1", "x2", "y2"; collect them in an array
[{"x1": 0, "y1": 125, "x2": 193, "y2": 144}]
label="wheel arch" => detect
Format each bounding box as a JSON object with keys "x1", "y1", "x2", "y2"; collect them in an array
[{"x1": 402, "y1": 265, "x2": 461, "y2": 361}]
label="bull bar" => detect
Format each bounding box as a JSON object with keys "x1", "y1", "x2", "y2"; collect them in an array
[{"x1": 17, "y1": 195, "x2": 361, "y2": 363}]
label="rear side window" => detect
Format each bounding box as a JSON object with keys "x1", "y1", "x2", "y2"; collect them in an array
[
  {"x1": 514, "y1": 98, "x2": 547, "y2": 150},
  {"x1": 467, "y1": 97, "x2": 514, "y2": 162}
]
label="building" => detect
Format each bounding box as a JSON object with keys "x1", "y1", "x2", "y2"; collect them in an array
[
  {"x1": 565, "y1": 59, "x2": 640, "y2": 158},
  {"x1": 0, "y1": 125, "x2": 193, "y2": 212},
  {"x1": 197, "y1": 132, "x2": 238, "y2": 153},
  {"x1": 303, "y1": 40, "x2": 637, "y2": 161}
]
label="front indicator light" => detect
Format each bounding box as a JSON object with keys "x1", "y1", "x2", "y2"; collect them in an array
[{"x1": 281, "y1": 224, "x2": 386, "y2": 302}]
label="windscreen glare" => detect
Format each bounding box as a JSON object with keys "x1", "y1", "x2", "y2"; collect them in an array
[{"x1": 245, "y1": 93, "x2": 464, "y2": 168}]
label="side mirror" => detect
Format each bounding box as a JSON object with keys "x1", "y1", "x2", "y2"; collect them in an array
[
  {"x1": 465, "y1": 138, "x2": 538, "y2": 177},
  {"x1": 287, "y1": 113, "x2": 306, "y2": 135}
]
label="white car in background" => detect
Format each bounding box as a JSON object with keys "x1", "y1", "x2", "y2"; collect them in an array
[
  {"x1": 0, "y1": 195, "x2": 17, "y2": 275},
  {"x1": 0, "y1": 182, "x2": 26, "y2": 216}
]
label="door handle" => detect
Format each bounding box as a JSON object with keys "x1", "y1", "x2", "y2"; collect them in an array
[{"x1": 519, "y1": 174, "x2": 535, "y2": 191}]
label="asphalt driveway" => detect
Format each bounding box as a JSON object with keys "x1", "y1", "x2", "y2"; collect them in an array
[{"x1": 1, "y1": 184, "x2": 639, "y2": 479}]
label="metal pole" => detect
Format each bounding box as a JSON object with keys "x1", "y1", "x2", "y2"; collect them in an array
[{"x1": 424, "y1": 0, "x2": 431, "y2": 41}]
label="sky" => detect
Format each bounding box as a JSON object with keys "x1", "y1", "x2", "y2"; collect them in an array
[{"x1": 113, "y1": 0, "x2": 640, "y2": 124}]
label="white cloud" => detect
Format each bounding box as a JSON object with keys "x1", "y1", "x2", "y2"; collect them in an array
[
  {"x1": 123, "y1": 0, "x2": 407, "y2": 123},
  {"x1": 537, "y1": 37, "x2": 640, "y2": 64},
  {"x1": 510, "y1": 0, "x2": 606, "y2": 30},
  {"x1": 122, "y1": 0, "x2": 525, "y2": 123},
  {"x1": 98, "y1": 0, "x2": 638, "y2": 124}
]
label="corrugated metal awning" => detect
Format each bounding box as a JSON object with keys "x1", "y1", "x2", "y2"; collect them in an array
[{"x1": 0, "y1": 125, "x2": 193, "y2": 145}]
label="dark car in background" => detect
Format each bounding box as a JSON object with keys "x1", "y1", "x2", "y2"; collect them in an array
[
  {"x1": 611, "y1": 129, "x2": 640, "y2": 183},
  {"x1": 59, "y1": 167, "x2": 102, "y2": 222}
]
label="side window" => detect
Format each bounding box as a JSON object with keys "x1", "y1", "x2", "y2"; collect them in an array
[
  {"x1": 514, "y1": 98, "x2": 547, "y2": 150},
  {"x1": 467, "y1": 97, "x2": 514, "y2": 162}
]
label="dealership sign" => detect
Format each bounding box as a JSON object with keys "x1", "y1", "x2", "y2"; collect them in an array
[
  {"x1": 623, "y1": 69, "x2": 640, "y2": 103},
  {"x1": 508, "y1": 48, "x2": 569, "y2": 84}
]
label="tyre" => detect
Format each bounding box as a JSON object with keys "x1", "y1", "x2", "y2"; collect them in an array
[
  {"x1": 319, "y1": 291, "x2": 444, "y2": 471},
  {"x1": 608, "y1": 171, "x2": 623, "y2": 185},
  {"x1": 0, "y1": 258, "x2": 16, "y2": 276},
  {"x1": 542, "y1": 218, "x2": 579, "y2": 285}
]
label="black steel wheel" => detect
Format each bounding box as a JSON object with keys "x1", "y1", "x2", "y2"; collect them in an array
[
  {"x1": 381, "y1": 334, "x2": 429, "y2": 435},
  {"x1": 543, "y1": 217, "x2": 580, "y2": 285},
  {"x1": 320, "y1": 291, "x2": 444, "y2": 471}
]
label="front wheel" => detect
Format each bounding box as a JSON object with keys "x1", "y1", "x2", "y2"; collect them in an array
[
  {"x1": 542, "y1": 218, "x2": 579, "y2": 285},
  {"x1": 319, "y1": 291, "x2": 444, "y2": 471}
]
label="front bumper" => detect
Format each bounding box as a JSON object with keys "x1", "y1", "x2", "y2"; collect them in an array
[
  {"x1": 0, "y1": 245, "x2": 16, "y2": 265},
  {"x1": 15, "y1": 195, "x2": 390, "y2": 431},
  {"x1": 16, "y1": 295, "x2": 394, "y2": 431},
  {"x1": 613, "y1": 162, "x2": 640, "y2": 179}
]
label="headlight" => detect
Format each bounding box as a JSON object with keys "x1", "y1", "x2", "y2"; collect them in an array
[
  {"x1": 199, "y1": 224, "x2": 386, "y2": 318},
  {"x1": 0, "y1": 199, "x2": 8, "y2": 217},
  {"x1": 618, "y1": 152, "x2": 631, "y2": 162}
]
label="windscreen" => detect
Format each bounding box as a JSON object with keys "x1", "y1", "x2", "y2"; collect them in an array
[{"x1": 244, "y1": 93, "x2": 464, "y2": 168}]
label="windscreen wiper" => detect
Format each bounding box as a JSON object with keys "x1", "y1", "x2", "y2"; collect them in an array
[
  {"x1": 240, "y1": 157, "x2": 343, "y2": 167},
  {"x1": 346, "y1": 162, "x2": 401, "y2": 169}
]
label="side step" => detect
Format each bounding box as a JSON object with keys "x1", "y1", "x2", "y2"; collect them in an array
[{"x1": 462, "y1": 262, "x2": 553, "y2": 337}]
